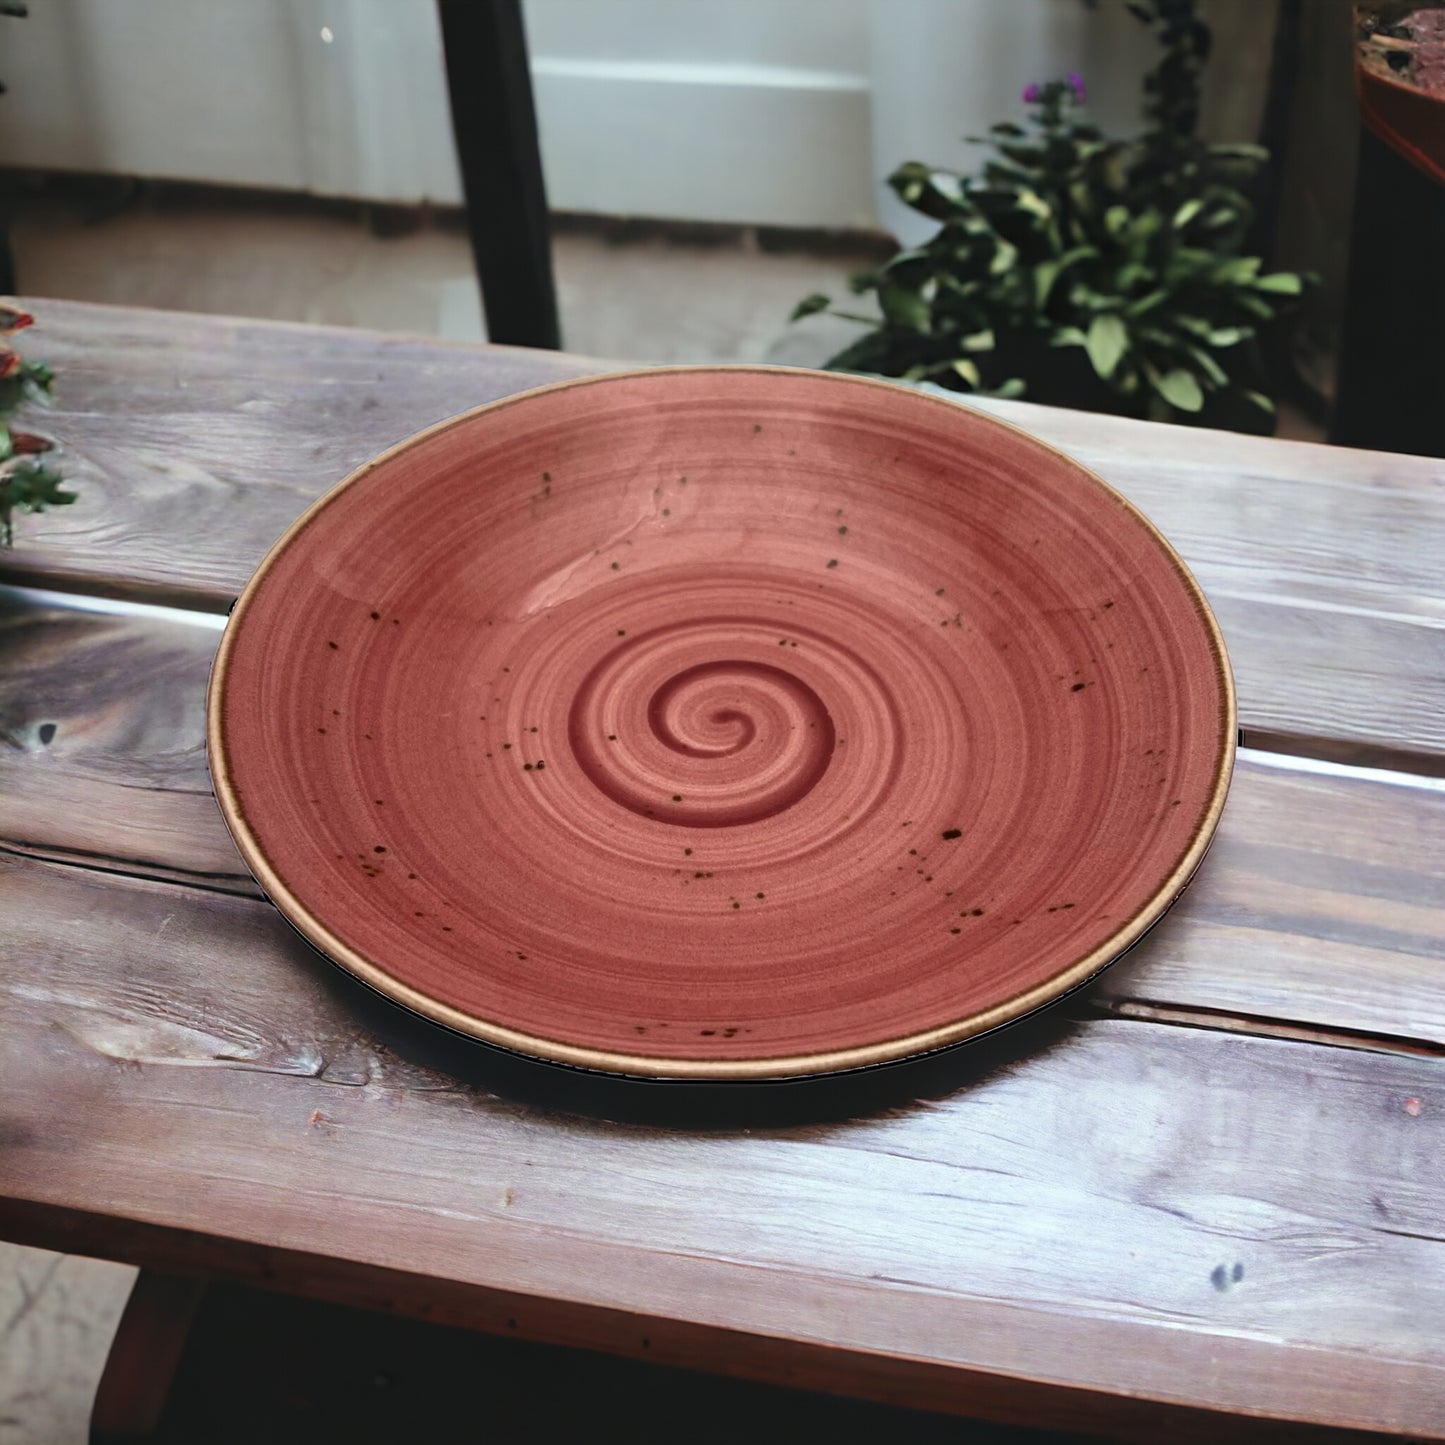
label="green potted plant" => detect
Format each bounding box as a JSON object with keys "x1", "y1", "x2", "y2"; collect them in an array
[{"x1": 794, "y1": 2, "x2": 1310, "y2": 430}]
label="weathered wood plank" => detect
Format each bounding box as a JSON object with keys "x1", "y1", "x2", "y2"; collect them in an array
[
  {"x1": 1, "y1": 852, "x2": 1442, "y2": 1439},
  {"x1": 961, "y1": 392, "x2": 1445, "y2": 772},
  {"x1": 0, "y1": 1208, "x2": 1417, "y2": 1445},
  {"x1": 0, "y1": 1209, "x2": 1412, "y2": 1445},
  {"x1": 0, "y1": 594, "x2": 244, "y2": 885},
  {"x1": 2, "y1": 300, "x2": 1443, "y2": 763},
  {"x1": 4, "y1": 595, "x2": 1442, "y2": 1050},
  {"x1": 5, "y1": 299, "x2": 1440, "y2": 1439},
  {"x1": 0, "y1": 301, "x2": 608, "y2": 609},
  {"x1": 1092, "y1": 753, "x2": 1445, "y2": 1049}
]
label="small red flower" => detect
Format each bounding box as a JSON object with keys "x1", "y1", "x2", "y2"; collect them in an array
[
  {"x1": 0, "y1": 351, "x2": 19, "y2": 379},
  {"x1": 9, "y1": 431, "x2": 52, "y2": 454},
  {"x1": 0, "y1": 305, "x2": 34, "y2": 334}
]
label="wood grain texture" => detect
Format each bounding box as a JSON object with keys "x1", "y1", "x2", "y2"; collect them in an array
[
  {"x1": 0, "y1": 595, "x2": 243, "y2": 885},
  {"x1": 0, "y1": 299, "x2": 1439, "y2": 1436},
  {"x1": 1, "y1": 851, "x2": 1442, "y2": 1439},
  {"x1": 0, "y1": 1208, "x2": 1415, "y2": 1445},
  {"x1": 0, "y1": 301, "x2": 605, "y2": 610},
  {"x1": 1, "y1": 300, "x2": 1443, "y2": 765},
  {"x1": 4, "y1": 596, "x2": 1442, "y2": 1051},
  {"x1": 1092, "y1": 753, "x2": 1445, "y2": 1050}
]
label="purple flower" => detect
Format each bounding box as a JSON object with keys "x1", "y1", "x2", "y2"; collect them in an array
[
  {"x1": 1068, "y1": 71, "x2": 1087, "y2": 101},
  {"x1": 1022, "y1": 82, "x2": 1041, "y2": 103}
]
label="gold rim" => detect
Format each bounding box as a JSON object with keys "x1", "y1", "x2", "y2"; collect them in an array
[{"x1": 207, "y1": 366, "x2": 1236, "y2": 1081}]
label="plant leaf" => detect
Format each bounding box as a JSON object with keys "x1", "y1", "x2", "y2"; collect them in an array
[
  {"x1": 989, "y1": 239, "x2": 1019, "y2": 276},
  {"x1": 1212, "y1": 256, "x2": 1262, "y2": 285},
  {"x1": 1173, "y1": 198, "x2": 1204, "y2": 228},
  {"x1": 1208, "y1": 142, "x2": 1270, "y2": 162},
  {"x1": 1243, "y1": 389, "x2": 1276, "y2": 413},
  {"x1": 1032, "y1": 245, "x2": 1097, "y2": 309},
  {"x1": 1085, "y1": 313, "x2": 1129, "y2": 380},
  {"x1": 1121, "y1": 287, "x2": 1167, "y2": 316},
  {"x1": 1127, "y1": 210, "x2": 1163, "y2": 243},
  {"x1": 959, "y1": 329, "x2": 996, "y2": 351},
  {"x1": 1015, "y1": 188, "x2": 1052, "y2": 222},
  {"x1": 1154, "y1": 368, "x2": 1204, "y2": 412},
  {"x1": 791, "y1": 293, "x2": 831, "y2": 322},
  {"x1": 1033, "y1": 261, "x2": 1062, "y2": 309},
  {"x1": 1254, "y1": 272, "x2": 1303, "y2": 294},
  {"x1": 1235, "y1": 293, "x2": 1277, "y2": 318},
  {"x1": 878, "y1": 281, "x2": 930, "y2": 331},
  {"x1": 882, "y1": 247, "x2": 933, "y2": 278},
  {"x1": 888, "y1": 162, "x2": 967, "y2": 219},
  {"x1": 1185, "y1": 345, "x2": 1228, "y2": 386},
  {"x1": 1067, "y1": 180, "x2": 1097, "y2": 220},
  {"x1": 822, "y1": 330, "x2": 896, "y2": 375}
]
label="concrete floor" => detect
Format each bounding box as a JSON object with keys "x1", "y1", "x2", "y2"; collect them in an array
[
  {"x1": 0, "y1": 1244, "x2": 135, "y2": 1445},
  {"x1": 9, "y1": 177, "x2": 886, "y2": 366}
]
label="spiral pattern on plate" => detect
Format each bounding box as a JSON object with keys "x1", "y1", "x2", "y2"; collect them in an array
[
  {"x1": 210, "y1": 368, "x2": 1234, "y2": 1079},
  {"x1": 569, "y1": 627, "x2": 838, "y2": 826}
]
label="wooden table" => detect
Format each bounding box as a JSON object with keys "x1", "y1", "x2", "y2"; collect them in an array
[{"x1": 2, "y1": 299, "x2": 1442, "y2": 1442}]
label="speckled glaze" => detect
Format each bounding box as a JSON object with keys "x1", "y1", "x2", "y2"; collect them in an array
[{"x1": 208, "y1": 368, "x2": 1235, "y2": 1079}]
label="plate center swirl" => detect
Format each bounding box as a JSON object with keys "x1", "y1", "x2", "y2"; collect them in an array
[{"x1": 568, "y1": 626, "x2": 837, "y2": 827}]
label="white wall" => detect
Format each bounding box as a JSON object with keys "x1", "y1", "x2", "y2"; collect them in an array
[
  {"x1": 0, "y1": 0, "x2": 874, "y2": 225},
  {"x1": 0, "y1": 0, "x2": 1271, "y2": 234},
  {"x1": 0, "y1": 0, "x2": 460, "y2": 200},
  {"x1": 525, "y1": 0, "x2": 875, "y2": 227}
]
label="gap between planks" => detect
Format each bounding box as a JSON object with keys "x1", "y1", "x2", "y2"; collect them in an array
[
  {"x1": 1091, "y1": 997, "x2": 1445, "y2": 1060},
  {"x1": 7, "y1": 578, "x2": 1445, "y2": 782}
]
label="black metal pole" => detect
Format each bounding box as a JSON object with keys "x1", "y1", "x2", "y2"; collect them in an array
[{"x1": 436, "y1": 0, "x2": 561, "y2": 350}]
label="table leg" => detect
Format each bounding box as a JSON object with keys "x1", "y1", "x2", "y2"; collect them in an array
[{"x1": 89, "y1": 1271, "x2": 206, "y2": 1444}]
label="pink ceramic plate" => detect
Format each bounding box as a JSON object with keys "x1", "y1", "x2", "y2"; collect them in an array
[{"x1": 208, "y1": 368, "x2": 1234, "y2": 1080}]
